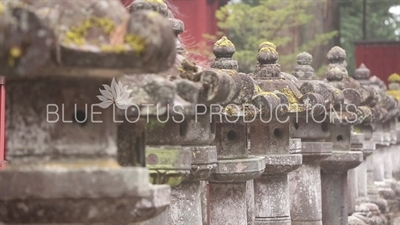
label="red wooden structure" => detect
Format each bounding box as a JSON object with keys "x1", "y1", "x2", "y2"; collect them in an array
[
  {"x1": 0, "y1": 76, "x2": 5, "y2": 170},
  {"x1": 355, "y1": 41, "x2": 400, "y2": 86},
  {"x1": 169, "y1": 0, "x2": 228, "y2": 47},
  {"x1": 121, "y1": 0, "x2": 228, "y2": 62}
]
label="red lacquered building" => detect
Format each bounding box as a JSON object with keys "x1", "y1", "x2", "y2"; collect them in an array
[{"x1": 355, "y1": 40, "x2": 400, "y2": 86}]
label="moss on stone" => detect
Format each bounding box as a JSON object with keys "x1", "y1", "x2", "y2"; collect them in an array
[
  {"x1": 125, "y1": 34, "x2": 147, "y2": 56},
  {"x1": 146, "y1": 147, "x2": 189, "y2": 187},
  {"x1": 149, "y1": 11, "x2": 159, "y2": 18},
  {"x1": 221, "y1": 69, "x2": 236, "y2": 76},
  {"x1": 259, "y1": 46, "x2": 277, "y2": 54},
  {"x1": 215, "y1": 36, "x2": 234, "y2": 47},
  {"x1": 10, "y1": 47, "x2": 21, "y2": 58},
  {"x1": 0, "y1": 2, "x2": 4, "y2": 14},
  {"x1": 100, "y1": 44, "x2": 127, "y2": 53},
  {"x1": 387, "y1": 90, "x2": 400, "y2": 101},
  {"x1": 62, "y1": 16, "x2": 147, "y2": 55},
  {"x1": 63, "y1": 17, "x2": 116, "y2": 46},
  {"x1": 145, "y1": 119, "x2": 165, "y2": 131},
  {"x1": 388, "y1": 73, "x2": 400, "y2": 83},
  {"x1": 255, "y1": 85, "x2": 279, "y2": 99},
  {"x1": 353, "y1": 126, "x2": 362, "y2": 134},
  {"x1": 223, "y1": 105, "x2": 238, "y2": 116},
  {"x1": 259, "y1": 41, "x2": 276, "y2": 50},
  {"x1": 8, "y1": 46, "x2": 22, "y2": 67},
  {"x1": 64, "y1": 17, "x2": 116, "y2": 46},
  {"x1": 280, "y1": 88, "x2": 298, "y2": 104},
  {"x1": 280, "y1": 88, "x2": 301, "y2": 112}
]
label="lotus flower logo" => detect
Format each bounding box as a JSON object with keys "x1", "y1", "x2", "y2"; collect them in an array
[{"x1": 97, "y1": 78, "x2": 134, "y2": 110}]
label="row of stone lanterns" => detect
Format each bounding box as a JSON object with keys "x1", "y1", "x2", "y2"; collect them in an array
[{"x1": 0, "y1": 0, "x2": 399, "y2": 225}]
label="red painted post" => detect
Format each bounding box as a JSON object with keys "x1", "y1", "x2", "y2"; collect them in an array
[{"x1": 0, "y1": 76, "x2": 5, "y2": 170}]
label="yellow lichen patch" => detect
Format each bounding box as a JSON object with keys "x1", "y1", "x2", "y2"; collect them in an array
[
  {"x1": 259, "y1": 41, "x2": 276, "y2": 50},
  {"x1": 8, "y1": 46, "x2": 22, "y2": 67},
  {"x1": 0, "y1": 2, "x2": 4, "y2": 14},
  {"x1": 255, "y1": 85, "x2": 279, "y2": 99},
  {"x1": 255, "y1": 85, "x2": 267, "y2": 95},
  {"x1": 388, "y1": 73, "x2": 400, "y2": 83},
  {"x1": 280, "y1": 88, "x2": 298, "y2": 104},
  {"x1": 10, "y1": 47, "x2": 21, "y2": 58},
  {"x1": 221, "y1": 69, "x2": 236, "y2": 76},
  {"x1": 125, "y1": 34, "x2": 147, "y2": 56},
  {"x1": 215, "y1": 36, "x2": 234, "y2": 47},
  {"x1": 149, "y1": 11, "x2": 159, "y2": 18},
  {"x1": 260, "y1": 46, "x2": 277, "y2": 54},
  {"x1": 387, "y1": 90, "x2": 400, "y2": 101},
  {"x1": 353, "y1": 126, "x2": 362, "y2": 134},
  {"x1": 223, "y1": 105, "x2": 238, "y2": 116},
  {"x1": 280, "y1": 88, "x2": 301, "y2": 112},
  {"x1": 63, "y1": 17, "x2": 116, "y2": 46},
  {"x1": 177, "y1": 66, "x2": 185, "y2": 73},
  {"x1": 100, "y1": 44, "x2": 127, "y2": 53}
]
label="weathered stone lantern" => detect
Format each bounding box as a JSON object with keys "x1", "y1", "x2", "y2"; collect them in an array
[
  {"x1": 206, "y1": 37, "x2": 266, "y2": 225},
  {"x1": 0, "y1": 0, "x2": 177, "y2": 224},
  {"x1": 319, "y1": 46, "x2": 364, "y2": 225},
  {"x1": 349, "y1": 63, "x2": 388, "y2": 225},
  {"x1": 247, "y1": 42, "x2": 306, "y2": 225},
  {"x1": 369, "y1": 75, "x2": 400, "y2": 223},
  {"x1": 387, "y1": 73, "x2": 400, "y2": 181},
  {"x1": 370, "y1": 79, "x2": 394, "y2": 183},
  {"x1": 289, "y1": 52, "x2": 333, "y2": 225},
  {"x1": 124, "y1": 1, "x2": 222, "y2": 225}
]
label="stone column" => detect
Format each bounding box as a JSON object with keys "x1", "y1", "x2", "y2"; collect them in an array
[
  {"x1": 0, "y1": 1, "x2": 178, "y2": 223},
  {"x1": 141, "y1": 115, "x2": 218, "y2": 225},
  {"x1": 208, "y1": 121, "x2": 265, "y2": 225},
  {"x1": 289, "y1": 120, "x2": 332, "y2": 225},
  {"x1": 320, "y1": 124, "x2": 363, "y2": 225},
  {"x1": 369, "y1": 74, "x2": 399, "y2": 222},
  {"x1": 387, "y1": 73, "x2": 400, "y2": 183},
  {"x1": 348, "y1": 133, "x2": 364, "y2": 216},
  {"x1": 173, "y1": 115, "x2": 218, "y2": 225},
  {"x1": 1, "y1": 77, "x2": 170, "y2": 224},
  {"x1": 319, "y1": 47, "x2": 365, "y2": 225},
  {"x1": 250, "y1": 121, "x2": 302, "y2": 225},
  {"x1": 288, "y1": 52, "x2": 332, "y2": 225},
  {"x1": 247, "y1": 42, "x2": 307, "y2": 225},
  {"x1": 352, "y1": 64, "x2": 390, "y2": 218},
  {"x1": 117, "y1": 57, "x2": 204, "y2": 225}
]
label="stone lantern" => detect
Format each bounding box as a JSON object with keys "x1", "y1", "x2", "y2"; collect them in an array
[{"x1": 0, "y1": 0, "x2": 177, "y2": 223}]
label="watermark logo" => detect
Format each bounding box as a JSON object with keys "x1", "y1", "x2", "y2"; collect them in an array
[
  {"x1": 46, "y1": 79, "x2": 362, "y2": 125},
  {"x1": 97, "y1": 78, "x2": 134, "y2": 110}
]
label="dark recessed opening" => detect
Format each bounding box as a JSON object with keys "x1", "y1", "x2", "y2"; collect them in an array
[
  {"x1": 72, "y1": 110, "x2": 87, "y2": 126},
  {"x1": 337, "y1": 135, "x2": 344, "y2": 142},
  {"x1": 179, "y1": 120, "x2": 189, "y2": 137},
  {"x1": 197, "y1": 105, "x2": 207, "y2": 114},
  {"x1": 210, "y1": 121, "x2": 216, "y2": 134},
  {"x1": 294, "y1": 122, "x2": 299, "y2": 130},
  {"x1": 274, "y1": 128, "x2": 283, "y2": 139},
  {"x1": 321, "y1": 122, "x2": 329, "y2": 133},
  {"x1": 135, "y1": 133, "x2": 145, "y2": 167},
  {"x1": 227, "y1": 130, "x2": 237, "y2": 141}
]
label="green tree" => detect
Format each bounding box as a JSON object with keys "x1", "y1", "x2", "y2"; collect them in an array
[
  {"x1": 339, "y1": 0, "x2": 400, "y2": 73},
  {"x1": 210, "y1": 0, "x2": 338, "y2": 74}
]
